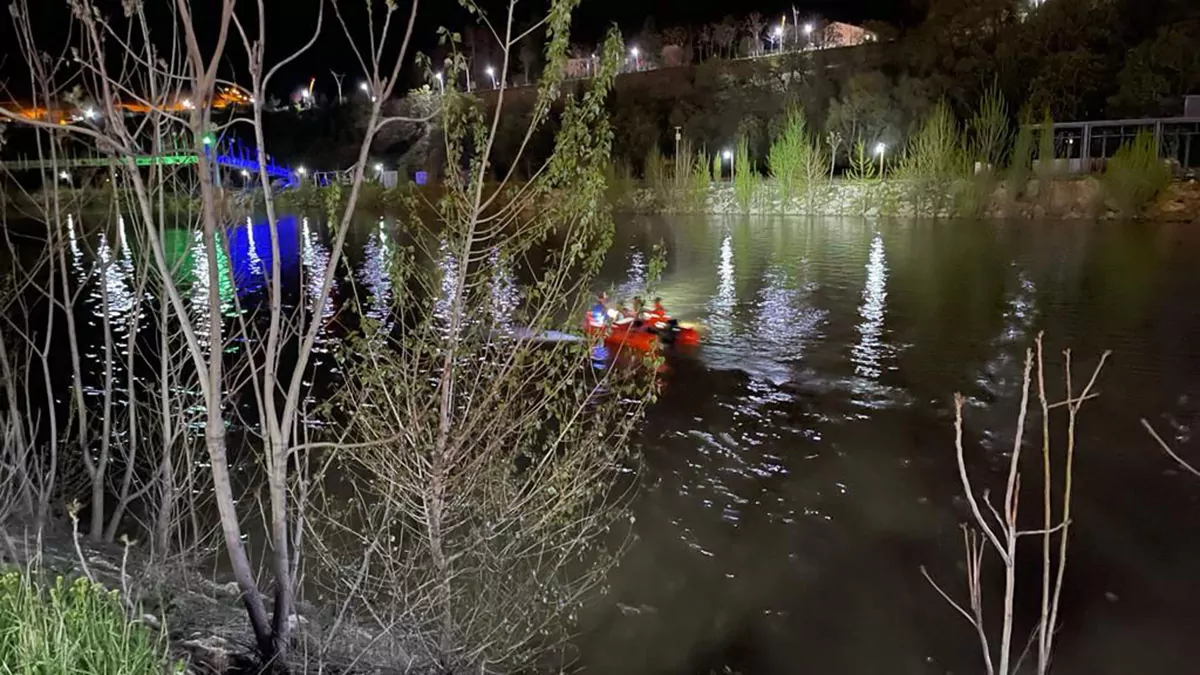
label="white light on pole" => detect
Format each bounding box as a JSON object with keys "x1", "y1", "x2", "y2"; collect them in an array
[
  {"x1": 434, "y1": 71, "x2": 444, "y2": 94},
  {"x1": 874, "y1": 142, "x2": 887, "y2": 176},
  {"x1": 374, "y1": 163, "x2": 384, "y2": 173},
  {"x1": 804, "y1": 22, "x2": 814, "y2": 35},
  {"x1": 486, "y1": 65, "x2": 498, "y2": 89},
  {"x1": 631, "y1": 46, "x2": 640, "y2": 71},
  {"x1": 773, "y1": 25, "x2": 784, "y2": 52},
  {"x1": 297, "y1": 166, "x2": 307, "y2": 176},
  {"x1": 722, "y1": 149, "x2": 733, "y2": 161},
  {"x1": 240, "y1": 169, "x2": 250, "y2": 178},
  {"x1": 359, "y1": 81, "x2": 369, "y2": 92}
]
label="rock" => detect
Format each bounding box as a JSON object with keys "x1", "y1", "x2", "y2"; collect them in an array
[
  {"x1": 182, "y1": 635, "x2": 232, "y2": 673},
  {"x1": 286, "y1": 613, "x2": 308, "y2": 632},
  {"x1": 141, "y1": 614, "x2": 161, "y2": 630}
]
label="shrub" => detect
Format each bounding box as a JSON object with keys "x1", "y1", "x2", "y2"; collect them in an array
[
  {"x1": 690, "y1": 149, "x2": 711, "y2": 212},
  {"x1": 732, "y1": 136, "x2": 757, "y2": 213},
  {"x1": 1103, "y1": 130, "x2": 1171, "y2": 217},
  {"x1": 0, "y1": 571, "x2": 171, "y2": 674},
  {"x1": 768, "y1": 107, "x2": 810, "y2": 202},
  {"x1": 895, "y1": 102, "x2": 967, "y2": 216}
]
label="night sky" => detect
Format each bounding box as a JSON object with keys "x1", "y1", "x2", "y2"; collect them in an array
[{"x1": 0, "y1": 0, "x2": 916, "y2": 100}]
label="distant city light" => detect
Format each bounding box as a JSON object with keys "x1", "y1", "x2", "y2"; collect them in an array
[{"x1": 181, "y1": 98, "x2": 193, "y2": 109}]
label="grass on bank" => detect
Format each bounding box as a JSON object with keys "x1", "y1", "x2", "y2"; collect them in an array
[{"x1": 0, "y1": 570, "x2": 172, "y2": 675}]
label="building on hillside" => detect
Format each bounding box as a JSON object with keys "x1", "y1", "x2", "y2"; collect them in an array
[{"x1": 820, "y1": 21, "x2": 876, "y2": 49}]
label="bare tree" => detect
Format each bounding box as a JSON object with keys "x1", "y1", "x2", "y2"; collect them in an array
[
  {"x1": 922, "y1": 335, "x2": 1109, "y2": 675},
  {"x1": 745, "y1": 12, "x2": 766, "y2": 57},
  {"x1": 697, "y1": 25, "x2": 713, "y2": 61}
]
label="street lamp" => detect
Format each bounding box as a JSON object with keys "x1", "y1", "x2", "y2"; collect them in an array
[
  {"x1": 874, "y1": 142, "x2": 887, "y2": 176},
  {"x1": 83, "y1": 107, "x2": 97, "y2": 120},
  {"x1": 773, "y1": 25, "x2": 784, "y2": 52},
  {"x1": 374, "y1": 163, "x2": 384, "y2": 173},
  {"x1": 486, "y1": 65, "x2": 498, "y2": 89},
  {"x1": 630, "y1": 46, "x2": 640, "y2": 71},
  {"x1": 434, "y1": 71, "x2": 444, "y2": 94},
  {"x1": 297, "y1": 166, "x2": 307, "y2": 176},
  {"x1": 240, "y1": 169, "x2": 250, "y2": 178},
  {"x1": 359, "y1": 81, "x2": 369, "y2": 92},
  {"x1": 181, "y1": 98, "x2": 193, "y2": 110},
  {"x1": 803, "y1": 22, "x2": 814, "y2": 50}
]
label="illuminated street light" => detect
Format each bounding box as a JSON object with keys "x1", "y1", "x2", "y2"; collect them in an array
[
  {"x1": 58, "y1": 170, "x2": 70, "y2": 182},
  {"x1": 240, "y1": 169, "x2": 250, "y2": 178},
  {"x1": 181, "y1": 98, "x2": 193, "y2": 109},
  {"x1": 722, "y1": 149, "x2": 733, "y2": 161},
  {"x1": 875, "y1": 142, "x2": 887, "y2": 176},
  {"x1": 83, "y1": 107, "x2": 97, "y2": 120},
  {"x1": 434, "y1": 71, "x2": 444, "y2": 94},
  {"x1": 374, "y1": 163, "x2": 384, "y2": 172},
  {"x1": 630, "y1": 46, "x2": 641, "y2": 71},
  {"x1": 803, "y1": 22, "x2": 814, "y2": 35},
  {"x1": 486, "y1": 65, "x2": 498, "y2": 89},
  {"x1": 297, "y1": 166, "x2": 307, "y2": 176},
  {"x1": 359, "y1": 81, "x2": 369, "y2": 92}
]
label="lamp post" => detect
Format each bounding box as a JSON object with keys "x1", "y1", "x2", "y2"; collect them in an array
[
  {"x1": 722, "y1": 149, "x2": 733, "y2": 180},
  {"x1": 803, "y1": 22, "x2": 814, "y2": 49},
  {"x1": 773, "y1": 25, "x2": 784, "y2": 53},
  {"x1": 486, "y1": 65, "x2": 498, "y2": 89},
  {"x1": 434, "y1": 72, "x2": 444, "y2": 94},
  {"x1": 631, "y1": 46, "x2": 640, "y2": 71},
  {"x1": 875, "y1": 142, "x2": 887, "y2": 177}
]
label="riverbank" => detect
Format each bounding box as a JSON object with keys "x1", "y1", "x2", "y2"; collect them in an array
[
  {"x1": 0, "y1": 522, "x2": 424, "y2": 673},
  {"x1": 612, "y1": 177, "x2": 1200, "y2": 221}
]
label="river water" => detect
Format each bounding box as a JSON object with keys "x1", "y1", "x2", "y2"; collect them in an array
[
  {"x1": 42, "y1": 213, "x2": 1200, "y2": 673},
  {"x1": 580, "y1": 216, "x2": 1200, "y2": 675}
]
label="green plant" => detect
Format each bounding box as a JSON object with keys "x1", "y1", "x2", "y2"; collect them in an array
[
  {"x1": 690, "y1": 149, "x2": 711, "y2": 212},
  {"x1": 895, "y1": 102, "x2": 967, "y2": 217},
  {"x1": 0, "y1": 571, "x2": 170, "y2": 674},
  {"x1": 768, "y1": 107, "x2": 810, "y2": 203},
  {"x1": 732, "y1": 136, "x2": 757, "y2": 213},
  {"x1": 1103, "y1": 130, "x2": 1171, "y2": 216},
  {"x1": 1006, "y1": 115, "x2": 1036, "y2": 197},
  {"x1": 1035, "y1": 109, "x2": 1058, "y2": 182},
  {"x1": 847, "y1": 138, "x2": 878, "y2": 181},
  {"x1": 968, "y1": 83, "x2": 1010, "y2": 172},
  {"x1": 711, "y1": 151, "x2": 722, "y2": 183}
]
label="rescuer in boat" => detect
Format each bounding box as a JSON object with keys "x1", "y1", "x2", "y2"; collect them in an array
[{"x1": 587, "y1": 292, "x2": 612, "y2": 328}]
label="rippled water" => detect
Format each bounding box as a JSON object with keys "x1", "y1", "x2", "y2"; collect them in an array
[
  {"x1": 42, "y1": 213, "x2": 1200, "y2": 673},
  {"x1": 578, "y1": 215, "x2": 1200, "y2": 675}
]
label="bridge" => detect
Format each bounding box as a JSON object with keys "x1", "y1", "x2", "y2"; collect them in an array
[{"x1": 0, "y1": 138, "x2": 294, "y2": 181}]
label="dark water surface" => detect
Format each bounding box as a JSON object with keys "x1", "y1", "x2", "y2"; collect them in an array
[
  {"x1": 43, "y1": 214, "x2": 1200, "y2": 673},
  {"x1": 579, "y1": 216, "x2": 1200, "y2": 675}
]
